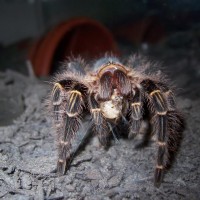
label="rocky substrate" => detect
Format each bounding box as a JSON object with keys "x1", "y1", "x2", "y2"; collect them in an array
[{"x1": 0, "y1": 50, "x2": 200, "y2": 199}]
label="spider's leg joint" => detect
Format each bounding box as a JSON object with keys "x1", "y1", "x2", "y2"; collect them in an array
[
  {"x1": 150, "y1": 90, "x2": 167, "y2": 113},
  {"x1": 55, "y1": 123, "x2": 62, "y2": 128},
  {"x1": 150, "y1": 89, "x2": 161, "y2": 96},
  {"x1": 53, "y1": 82, "x2": 64, "y2": 91},
  {"x1": 66, "y1": 112, "x2": 79, "y2": 117},
  {"x1": 157, "y1": 111, "x2": 167, "y2": 115},
  {"x1": 131, "y1": 102, "x2": 141, "y2": 106},
  {"x1": 68, "y1": 90, "x2": 82, "y2": 96},
  {"x1": 156, "y1": 165, "x2": 164, "y2": 169},
  {"x1": 58, "y1": 159, "x2": 64, "y2": 163},
  {"x1": 60, "y1": 140, "x2": 69, "y2": 145},
  {"x1": 131, "y1": 102, "x2": 142, "y2": 120},
  {"x1": 52, "y1": 83, "x2": 65, "y2": 105},
  {"x1": 66, "y1": 90, "x2": 83, "y2": 117},
  {"x1": 91, "y1": 108, "x2": 101, "y2": 113},
  {"x1": 157, "y1": 141, "x2": 166, "y2": 146}
]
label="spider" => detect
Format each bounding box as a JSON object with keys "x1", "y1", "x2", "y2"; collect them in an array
[{"x1": 48, "y1": 54, "x2": 184, "y2": 187}]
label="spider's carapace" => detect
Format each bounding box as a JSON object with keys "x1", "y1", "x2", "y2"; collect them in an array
[
  {"x1": 97, "y1": 63, "x2": 132, "y2": 101},
  {"x1": 97, "y1": 63, "x2": 128, "y2": 77}
]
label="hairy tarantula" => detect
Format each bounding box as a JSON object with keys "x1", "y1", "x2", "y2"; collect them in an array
[{"x1": 48, "y1": 55, "x2": 184, "y2": 187}]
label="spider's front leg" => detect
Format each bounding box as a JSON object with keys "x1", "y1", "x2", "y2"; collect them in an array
[
  {"x1": 88, "y1": 94, "x2": 110, "y2": 146},
  {"x1": 52, "y1": 81, "x2": 85, "y2": 175}
]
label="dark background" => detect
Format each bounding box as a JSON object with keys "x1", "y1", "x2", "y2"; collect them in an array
[{"x1": 1, "y1": 0, "x2": 200, "y2": 76}]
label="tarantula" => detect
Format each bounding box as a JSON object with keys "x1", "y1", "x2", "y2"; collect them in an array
[{"x1": 48, "y1": 55, "x2": 184, "y2": 187}]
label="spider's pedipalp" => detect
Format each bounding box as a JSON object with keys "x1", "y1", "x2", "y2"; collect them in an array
[
  {"x1": 114, "y1": 69, "x2": 131, "y2": 96},
  {"x1": 99, "y1": 72, "x2": 112, "y2": 100}
]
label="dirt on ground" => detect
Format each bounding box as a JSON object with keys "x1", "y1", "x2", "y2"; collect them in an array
[{"x1": 0, "y1": 46, "x2": 200, "y2": 199}]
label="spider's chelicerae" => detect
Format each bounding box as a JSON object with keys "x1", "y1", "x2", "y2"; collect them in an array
[{"x1": 48, "y1": 55, "x2": 184, "y2": 187}]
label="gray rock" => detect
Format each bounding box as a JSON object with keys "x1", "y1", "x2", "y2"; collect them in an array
[{"x1": 21, "y1": 173, "x2": 32, "y2": 190}]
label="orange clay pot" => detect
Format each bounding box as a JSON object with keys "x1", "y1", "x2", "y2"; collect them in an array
[{"x1": 28, "y1": 17, "x2": 119, "y2": 76}]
